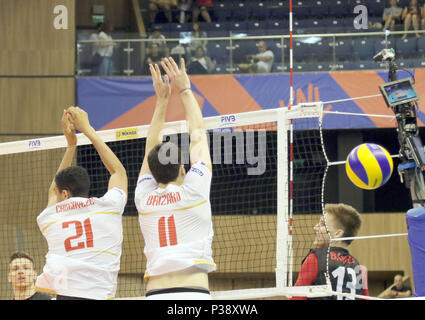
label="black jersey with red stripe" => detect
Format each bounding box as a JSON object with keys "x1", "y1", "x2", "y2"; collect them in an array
[{"x1": 292, "y1": 247, "x2": 368, "y2": 300}]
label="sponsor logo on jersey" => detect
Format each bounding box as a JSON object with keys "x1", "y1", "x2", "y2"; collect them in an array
[{"x1": 190, "y1": 167, "x2": 204, "y2": 176}]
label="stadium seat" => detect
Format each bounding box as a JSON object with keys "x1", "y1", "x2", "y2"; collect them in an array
[
  {"x1": 320, "y1": 17, "x2": 346, "y2": 32},
  {"x1": 395, "y1": 37, "x2": 418, "y2": 58},
  {"x1": 269, "y1": 0, "x2": 289, "y2": 19},
  {"x1": 293, "y1": 41, "x2": 312, "y2": 62},
  {"x1": 293, "y1": 0, "x2": 311, "y2": 17},
  {"x1": 416, "y1": 37, "x2": 425, "y2": 56},
  {"x1": 310, "y1": 38, "x2": 332, "y2": 61},
  {"x1": 207, "y1": 41, "x2": 230, "y2": 64},
  {"x1": 213, "y1": 2, "x2": 233, "y2": 21},
  {"x1": 310, "y1": 0, "x2": 329, "y2": 17},
  {"x1": 246, "y1": 23, "x2": 268, "y2": 36},
  {"x1": 374, "y1": 37, "x2": 395, "y2": 54},
  {"x1": 356, "y1": 60, "x2": 378, "y2": 70},
  {"x1": 327, "y1": 0, "x2": 350, "y2": 16},
  {"x1": 334, "y1": 39, "x2": 354, "y2": 60},
  {"x1": 227, "y1": 21, "x2": 248, "y2": 34},
  {"x1": 231, "y1": 1, "x2": 248, "y2": 21},
  {"x1": 353, "y1": 37, "x2": 375, "y2": 60},
  {"x1": 364, "y1": 0, "x2": 386, "y2": 17},
  {"x1": 248, "y1": 1, "x2": 271, "y2": 20}
]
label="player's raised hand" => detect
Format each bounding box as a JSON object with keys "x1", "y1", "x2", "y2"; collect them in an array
[
  {"x1": 66, "y1": 106, "x2": 93, "y2": 134},
  {"x1": 61, "y1": 109, "x2": 77, "y2": 146},
  {"x1": 149, "y1": 63, "x2": 170, "y2": 100},
  {"x1": 161, "y1": 57, "x2": 191, "y2": 92}
]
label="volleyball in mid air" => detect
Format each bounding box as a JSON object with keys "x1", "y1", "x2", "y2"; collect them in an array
[{"x1": 346, "y1": 143, "x2": 393, "y2": 190}]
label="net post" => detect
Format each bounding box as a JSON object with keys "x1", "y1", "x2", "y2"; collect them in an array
[{"x1": 276, "y1": 107, "x2": 290, "y2": 289}]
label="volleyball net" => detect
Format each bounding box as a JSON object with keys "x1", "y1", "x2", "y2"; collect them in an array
[
  {"x1": 0, "y1": 103, "x2": 338, "y2": 299},
  {"x1": 0, "y1": 101, "x2": 417, "y2": 300}
]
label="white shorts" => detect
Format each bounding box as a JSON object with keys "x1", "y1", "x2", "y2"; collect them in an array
[{"x1": 145, "y1": 288, "x2": 212, "y2": 300}]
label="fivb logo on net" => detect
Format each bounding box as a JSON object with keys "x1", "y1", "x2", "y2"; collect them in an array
[{"x1": 157, "y1": 115, "x2": 267, "y2": 176}]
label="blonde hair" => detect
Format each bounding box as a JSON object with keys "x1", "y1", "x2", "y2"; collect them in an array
[{"x1": 325, "y1": 203, "x2": 362, "y2": 245}]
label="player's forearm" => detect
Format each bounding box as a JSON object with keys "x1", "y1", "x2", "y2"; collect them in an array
[
  {"x1": 146, "y1": 97, "x2": 168, "y2": 150},
  {"x1": 180, "y1": 90, "x2": 206, "y2": 135},
  {"x1": 48, "y1": 146, "x2": 76, "y2": 193},
  {"x1": 84, "y1": 127, "x2": 126, "y2": 176}
]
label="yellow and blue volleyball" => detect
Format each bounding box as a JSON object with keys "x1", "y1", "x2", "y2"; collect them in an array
[{"x1": 346, "y1": 143, "x2": 393, "y2": 190}]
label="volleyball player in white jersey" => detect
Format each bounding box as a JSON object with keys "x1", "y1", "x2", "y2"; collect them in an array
[
  {"x1": 135, "y1": 58, "x2": 215, "y2": 300},
  {"x1": 35, "y1": 107, "x2": 128, "y2": 300}
]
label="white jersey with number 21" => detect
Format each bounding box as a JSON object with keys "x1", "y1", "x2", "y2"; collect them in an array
[{"x1": 35, "y1": 187, "x2": 127, "y2": 300}]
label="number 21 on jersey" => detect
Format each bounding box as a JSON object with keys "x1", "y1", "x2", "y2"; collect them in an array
[{"x1": 62, "y1": 218, "x2": 94, "y2": 252}]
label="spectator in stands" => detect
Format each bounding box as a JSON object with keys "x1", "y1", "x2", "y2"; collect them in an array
[
  {"x1": 191, "y1": 0, "x2": 213, "y2": 23},
  {"x1": 8, "y1": 252, "x2": 53, "y2": 300},
  {"x1": 186, "y1": 22, "x2": 208, "y2": 61},
  {"x1": 143, "y1": 43, "x2": 166, "y2": 75},
  {"x1": 89, "y1": 22, "x2": 103, "y2": 75},
  {"x1": 238, "y1": 40, "x2": 274, "y2": 74},
  {"x1": 421, "y1": 4, "x2": 425, "y2": 29},
  {"x1": 401, "y1": 0, "x2": 422, "y2": 39},
  {"x1": 148, "y1": 26, "x2": 169, "y2": 56},
  {"x1": 381, "y1": 274, "x2": 412, "y2": 298},
  {"x1": 149, "y1": 0, "x2": 178, "y2": 24},
  {"x1": 290, "y1": 204, "x2": 369, "y2": 300},
  {"x1": 97, "y1": 22, "x2": 118, "y2": 76},
  {"x1": 382, "y1": 0, "x2": 403, "y2": 31},
  {"x1": 187, "y1": 46, "x2": 215, "y2": 74}
]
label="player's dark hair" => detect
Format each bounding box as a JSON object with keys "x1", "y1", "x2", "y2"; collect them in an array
[
  {"x1": 325, "y1": 203, "x2": 362, "y2": 246},
  {"x1": 55, "y1": 166, "x2": 90, "y2": 198},
  {"x1": 148, "y1": 142, "x2": 182, "y2": 184},
  {"x1": 9, "y1": 251, "x2": 34, "y2": 264}
]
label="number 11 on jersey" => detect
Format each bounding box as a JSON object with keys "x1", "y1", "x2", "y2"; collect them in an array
[{"x1": 158, "y1": 215, "x2": 177, "y2": 247}]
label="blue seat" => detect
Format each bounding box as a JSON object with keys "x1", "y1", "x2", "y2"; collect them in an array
[
  {"x1": 361, "y1": 0, "x2": 385, "y2": 16},
  {"x1": 233, "y1": 40, "x2": 256, "y2": 63},
  {"x1": 226, "y1": 21, "x2": 248, "y2": 34},
  {"x1": 320, "y1": 18, "x2": 346, "y2": 31},
  {"x1": 248, "y1": 1, "x2": 271, "y2": 20},
  {"x1": 353, "y1": 37, "x2": 375, "y2": 60},
  {"x1": 207, "y1": 41, "x2": 230, "y2": 64},
  {"x1": 293, "y1": 40, "x2": 312, "y2": 62},
  {"x1": 208, "y1": 30, "x2": 230, "y2": 37},
  {"x1": 310, "y1": 0, "x2": 329, "y2": 16},
  {"x1": 395, "y1": 37, "x2": 418, "y2": 58},
  {"x1": 168, "y1": 23, "x2": 191, "y2": 32},
  {"x1": 231, "y1": 1, "x2": 248, "y2": 21},
  {"x1": 356, "y1": 60, "x2": 378, "y2": 70},
  {"x1": 333, "y1": 39, "x2": 354, "y2": 60},
  {"x1": 374, "y1": 37, "x2": 395, "y2": 54},
  {"x1": 416, "y1": 37, "x2": 425, "y2": 55},
  {"x1": 269, "y1": 0, "x2": 289, "y2": 19},
  {"x1": 266, "y1": 20, "x2": 287, "y2": 35},
  {"x1": 310, "y1": 38, "x2": 332, "y2": 61},
  {"x1": 327, "y1": 0, "x2": 350, "y2": 16},
  {"x1": 293, "y1": 1, "x2": 311, "y2": 17},
  {"x1": 213, "y1": 2, "x2": 233, "y2": 21}
]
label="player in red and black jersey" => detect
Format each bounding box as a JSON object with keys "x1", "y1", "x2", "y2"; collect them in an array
[{"x1": 291, "y1": 203, "x2": 369, "y2": 300}]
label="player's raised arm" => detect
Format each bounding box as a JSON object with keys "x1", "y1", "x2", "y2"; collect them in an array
[
  {"x1": 66, "y1": 106, "x2": 128, "y2": 195},
  {"x1": 139, "y1": 63, "x2": 171, "y2": 178},
  {"x1": 47, "y1": 110, "x2": 78, "y2": 207},
  {"x1": 161, "y1": 57, "x2": 212, "y2": 171}
]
